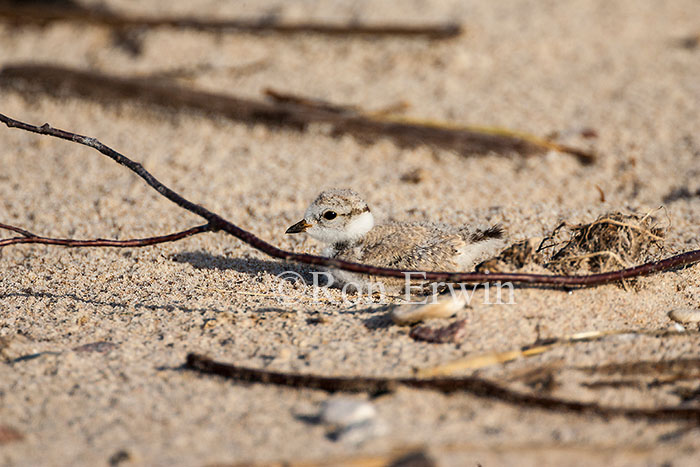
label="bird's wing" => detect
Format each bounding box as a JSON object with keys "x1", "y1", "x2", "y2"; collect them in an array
[{"x1": 354, "y1": 223, "x2": 463, "y2": 271}]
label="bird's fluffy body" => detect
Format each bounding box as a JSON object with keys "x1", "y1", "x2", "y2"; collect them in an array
[
  {"x1": 287, "y1": 189, "x2": 505, "y2": 294},
  {"x1": 327, "y1": 222, "x2": 504, "y2": 292}
]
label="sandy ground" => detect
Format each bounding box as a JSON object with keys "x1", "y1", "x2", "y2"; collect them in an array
[{"x1": 1, "y1": 1, "x2": 700, "y2": 465}]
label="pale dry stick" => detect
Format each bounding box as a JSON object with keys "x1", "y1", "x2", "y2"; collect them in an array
[
  {"x1": 417, "y1": 328, "x2": 699, "y2": 377},
  {"x1": 2, "y1": 113, "x2": 700, "y2": 287}
]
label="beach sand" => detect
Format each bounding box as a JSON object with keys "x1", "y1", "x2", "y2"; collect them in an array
[{"x1": 1, "y1": 1, "x2": 699, "y2": 465}]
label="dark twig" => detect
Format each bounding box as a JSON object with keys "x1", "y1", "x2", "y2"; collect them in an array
[
  {"x1": 0, "y1": 222, "x2": 212, "y2": 248},
  {"x1": 1, "y1": 114, "x2": 700, "y2": 286},
  {"x1": 0, "y1": 222, "x2": 35, "y2": 238},
  {"x1": 0, "y1": 3, "x2": 461, "y2": 39},
  {"x1": 0, "y1": 64, "x2": 594, "y2": 162},
  {"x1": 185, "y1": 353, "x2": 700, "y2": 423}
]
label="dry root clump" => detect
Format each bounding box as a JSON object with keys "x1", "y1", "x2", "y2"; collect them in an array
[
  {"x1": 546, "y1": 211, "x2": 665, "y2": 273},
  {"x1": 479, "y1": 211, "x2": 666, "y2": 274}
]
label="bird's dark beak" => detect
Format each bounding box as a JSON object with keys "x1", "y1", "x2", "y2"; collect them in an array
[{"x1": 286, "y1": 219, "x2": 312, "y2": 234}]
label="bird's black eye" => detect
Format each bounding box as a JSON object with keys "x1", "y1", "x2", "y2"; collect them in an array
[{"x1": 322, "y1": 211, "x2": 337, "y2": 220}]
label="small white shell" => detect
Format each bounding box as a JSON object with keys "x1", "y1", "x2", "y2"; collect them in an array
[
  {"x1": 668, "y1": 309, "x2": 700, "y2": 324},
  {"x1": 319, "y1": 398, "x2": 386, "y2": 445},
  {"x1": 390, "y1": 294, "x2": 465, "y2": 325},
  {"x1": 320, "y1": 398, "x2": 376, "y2": 427},
  {"x1": 671, "y1": 323, "x2": 686, "y2": 332}
]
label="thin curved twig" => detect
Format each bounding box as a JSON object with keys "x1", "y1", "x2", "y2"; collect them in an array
[
  {"x1": 0, "y1": 222, "x2": 212, "y2": 248},
  {"x1": 1, "y1": 113, "x2": 699, "y2": 287}
]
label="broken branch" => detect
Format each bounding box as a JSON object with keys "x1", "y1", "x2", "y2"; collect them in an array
[
  {"x1": 0, "y1": 64, "x2": 594, "y2": 162},
  {"x1": 0, "y1": 2, "x2": 461, "y2": 39},
  {"x1": 185, "y1": 353, "x2": 700, "y2": 423}
]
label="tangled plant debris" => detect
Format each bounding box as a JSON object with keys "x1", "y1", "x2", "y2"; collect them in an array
[
  {"x1": 478, "y1": 211, "x2": 667, "y2": 276},
  {"x1": 546, "y1": 211, "x2": 666, "y2": 273}
]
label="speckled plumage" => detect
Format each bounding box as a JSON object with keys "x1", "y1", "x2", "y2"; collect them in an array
[{"x1": 287, "y1": 189, "x2": 505, "y2": 293}]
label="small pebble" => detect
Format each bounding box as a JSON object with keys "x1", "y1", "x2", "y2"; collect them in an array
[
  {"x1": 400, "y1": 168, "x2": 429, "y2": 184},
  {"x1": 320, "y1": 398, "x2": 385, "y2": 445},
  {"x1": 668, "y1": 309, "x2": 700, "y2": 325},
  {"x1": 320, "y1": 397, "x2": 376, "y2": 427},
  {"x1": 409, "y1": 319, "x2": 467, "y2": 343},
  {"x1": 0, "y1": 425, "x2": 24, "y2": 444}
]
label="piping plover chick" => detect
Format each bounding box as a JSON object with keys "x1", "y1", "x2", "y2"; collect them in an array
[{"x1": 286, "y1": 189, "x2": 505, "y2": 294}]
